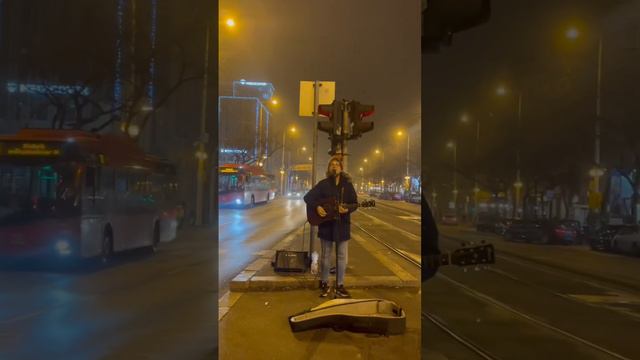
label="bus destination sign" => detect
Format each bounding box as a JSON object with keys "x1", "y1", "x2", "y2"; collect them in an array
[{"x1": 0, "y1": 142, "x2": 62, "y2": 157}]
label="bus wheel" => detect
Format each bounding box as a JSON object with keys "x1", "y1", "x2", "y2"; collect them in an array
[
  {"x1": 101, "y1": 233, "x2": 114, "y2": 264},
  {"x1": 151, "y1": 223, "x2": 160, "y2": 253}
]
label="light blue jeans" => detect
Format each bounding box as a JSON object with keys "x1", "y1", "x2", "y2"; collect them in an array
[{"x1": 320, "y1": 238, "x2": 348, "y2": 286}]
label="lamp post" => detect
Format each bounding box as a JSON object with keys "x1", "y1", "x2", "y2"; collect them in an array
[
  {"x1": 375, "y1": 148, "x2": 385, "y2": 190},
  {"x1": 280, "y1": 126, "x2": 296, "y2": 195},
  {"x1": 566, "y1": 26, "x2": 605, "y2": 217},
  {"x1": 447, "y1": 141, "x2": 458, "y2": 206},
  {"x1": 497, "y1": 86, "x2": 523, "y2": 218},
  {"x1": 461, "y1": 112, "x2": 481, "y2": 221}
]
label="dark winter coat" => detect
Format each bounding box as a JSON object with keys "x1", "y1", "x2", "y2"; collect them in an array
[{"x1": 303, "y1": 173, "x2": 358, "y2": 242}]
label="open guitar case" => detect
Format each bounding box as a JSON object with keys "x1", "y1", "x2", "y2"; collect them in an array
[{"x1": 272, "y1": 222, "x2": 310, "y2": 273}]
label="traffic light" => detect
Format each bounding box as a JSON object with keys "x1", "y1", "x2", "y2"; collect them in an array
[
  {"x1": 348, "y1": 101, "x2": 374, "y2": 139},
  {"x1": 317, "y1": 101, "x2": 343, "y2": 136}
]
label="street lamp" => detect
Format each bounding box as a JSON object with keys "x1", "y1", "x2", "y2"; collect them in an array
[
  {"x1": 396, "y1": 130, "x2": 411, "y2": 181},
  {"x1": 565, "y1": 26, "x2": 580, "y2": 40},
  {"x1": 281, "y1": 126, "x2": 297, "y2": 194},
  {"x1": 461, "y1": 112, "x2": 481, "y2": 221},
  {"x1": 127, "y1": 124, "x2": 140, "y2": 137},
  {"x1": 446, "y1": 141, "x2": 458, "y2": 205},
  {"x1": 374, "y1": 148, "x2": 385, "y2": 189},
  {"x1": 496, "y1": 84, "x2": 524, "y2": 218},
  {"x1": 225, "y1": 18, "x2": 236, "y2": 28},
  {"x1": 271, "y1": 98, "x2": 279, "y2": 106},
  {"x1": 566, "y1": 25, "x2": 605, "y2": 211}
]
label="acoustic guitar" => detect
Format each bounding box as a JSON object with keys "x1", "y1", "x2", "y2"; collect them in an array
[{"x1": 306, "y1": 197, "x2": 375, "y2": 226}]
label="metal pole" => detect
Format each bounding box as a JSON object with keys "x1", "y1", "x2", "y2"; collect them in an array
[
  {"x1": 195, "y1": 21, "x2": 211, "y2": 226},
  {"x1": 594, "y1": 36, "x2": 603, "y2": 191},
  {"x1": 406, "y1": 135, "x2": 410, "y2": 179},
  {"x1": 516, "y1": 92, "x2": 523, "y2": 219},
  {"x1": 310, "y1": 81, "x2": 319, "y2": 256},
  {"x1": 453, "y1": 143, "x2": 457, "y2": 204},
  {"x1": 281, "y1": 130, "x2": 286, "y2": 194},
  {"x1": 342, "y1": 100, "x2": 349, "y2": 172}
]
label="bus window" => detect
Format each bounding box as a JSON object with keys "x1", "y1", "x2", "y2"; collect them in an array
[{"x1": 0, "y1": 164, "x2": 80, "y2": 225}]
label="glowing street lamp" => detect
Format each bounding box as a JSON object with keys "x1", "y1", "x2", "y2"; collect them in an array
[
  {"x1": 128, "y1": 124, "x2": 140, "y2": 137},
  {"x1": 225, "y1": 18, "x2": 236, "y2": 28},
  {"x1": 565, "y1": 26, "x2": 580, "y2": 40}
]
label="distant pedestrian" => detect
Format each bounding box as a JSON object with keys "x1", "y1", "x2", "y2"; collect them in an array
[{"x1": 303, "y1": 156, "x2": 358, "y2": 298}]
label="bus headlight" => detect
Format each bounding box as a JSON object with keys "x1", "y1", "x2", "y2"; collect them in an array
[
  {"x1": 235, "y1": 199, "x2": 242, "y2": 205},
  {"x1": 55, "y1": 240, "x2": 72, "y2": 256}
]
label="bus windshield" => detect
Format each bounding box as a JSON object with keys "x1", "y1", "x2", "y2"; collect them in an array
[
  {"x1": 219, "y1": 172, "x2": 244, "y2": 193},
  {"x1": 0, "y1": 163, "x2": 81, "y2": 226}
]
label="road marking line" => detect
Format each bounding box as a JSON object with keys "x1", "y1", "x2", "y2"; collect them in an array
[
  {"x1": 351, "y1": 232, "x2": 416, "y2": 282},
  {"x1": 439, "y1": 273, "x2": 634, "y2": 360},
  {"x1": 356, "y1": 211, "x2": 420, "y2": 241}
]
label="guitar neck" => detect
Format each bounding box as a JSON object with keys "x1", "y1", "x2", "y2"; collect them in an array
[{"x1": 425, "y1": 253, "x2": 451, "y2": 268}]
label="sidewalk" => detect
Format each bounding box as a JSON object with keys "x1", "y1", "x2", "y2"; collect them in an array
[{"x1": 219, "y1": 224, "x2": 421, "y2": 359}]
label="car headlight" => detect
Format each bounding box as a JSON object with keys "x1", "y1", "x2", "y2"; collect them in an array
[
  {"x1": 287, "y1": 192, "x2": 292, "y2": 196},
  {"x1": 55, "y1": 240, "x2": 72, "y2": 256}
]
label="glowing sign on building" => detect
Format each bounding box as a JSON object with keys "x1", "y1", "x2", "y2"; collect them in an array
[{"x1": 6, "y1": 82, "x2": 91, "y2": 96}]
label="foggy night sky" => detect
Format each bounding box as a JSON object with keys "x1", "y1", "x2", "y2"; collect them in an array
[
  {"x1": 422, "y1": 0, "x2": 633, "y2": 193},
  {"x1": 219, "y1": 0, "x2": 421, "y2": 177}
]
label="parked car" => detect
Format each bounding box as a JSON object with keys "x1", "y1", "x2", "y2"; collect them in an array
[
  {"x1": 378, "y1": 192, "x2": 393, "y2": 200},
  {"x1": 441, "y1": 213, "x2": 458, "y2": 226},
  {"x1": 611, "y1": 225, "x2": 640, "y2": 256},
  {"x1": 392, "y1": 192, "x2": 403, "y2": 201},
  {"x1": 476, "y1": 214, "x2": 500, "y2": 232},
  {"x1": 504, "y1": 219, "x2": 579, "y2": 244},
  {"x1": 407, "y1": 193, "x2": 421, "y2": 204}
]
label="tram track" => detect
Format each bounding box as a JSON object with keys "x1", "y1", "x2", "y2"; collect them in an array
[
  {"x1": 354, "y1": 208, "x2": 634, "y2": 360},
  {"x1": 351, "y1": 215, "x2": 500, "y2": 360}
]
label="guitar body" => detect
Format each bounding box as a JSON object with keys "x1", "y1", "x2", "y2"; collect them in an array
[
  {"x1": 306, "y1": 197, "x2": 366, "y2": 226},
  {"x1": 307, "y1": 197, "x2": 339, "y2": 226}
]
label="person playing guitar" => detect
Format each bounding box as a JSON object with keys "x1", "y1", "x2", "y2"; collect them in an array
[{"x1": 303, "y1": 155, "x2": 358, "y2": 298}]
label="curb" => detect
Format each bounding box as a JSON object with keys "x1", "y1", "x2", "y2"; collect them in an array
[{"x1": 229, "y1": 224, "x2": 420, "y2": 292}]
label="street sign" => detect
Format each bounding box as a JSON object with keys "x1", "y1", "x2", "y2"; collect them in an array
[{"x1": 299, "y1": 81, "x2": 335, "y2": 117}]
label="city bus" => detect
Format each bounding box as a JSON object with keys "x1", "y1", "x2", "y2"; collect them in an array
[
  {"x1": 0, "y1": 129, "x2": 180, "y2": 262},
  {"x1": 219, "y1": 163, "x2": 276, "y2": 207}
]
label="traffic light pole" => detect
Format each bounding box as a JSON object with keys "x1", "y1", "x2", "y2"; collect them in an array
[
  {"x1": 310, "y1": 81, "x2": 319, "y2": 258},
  {"x1": 341, "y1": 100, "x2": 350, "y2": 172}
]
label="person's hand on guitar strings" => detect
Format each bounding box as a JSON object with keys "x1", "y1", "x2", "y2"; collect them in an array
[
  {"x1": 317, "y1": 206, "x2": 328, "y2": 217},
  {"x1": 338, "y1": 204, "x2": 349, "y2": 214}
]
